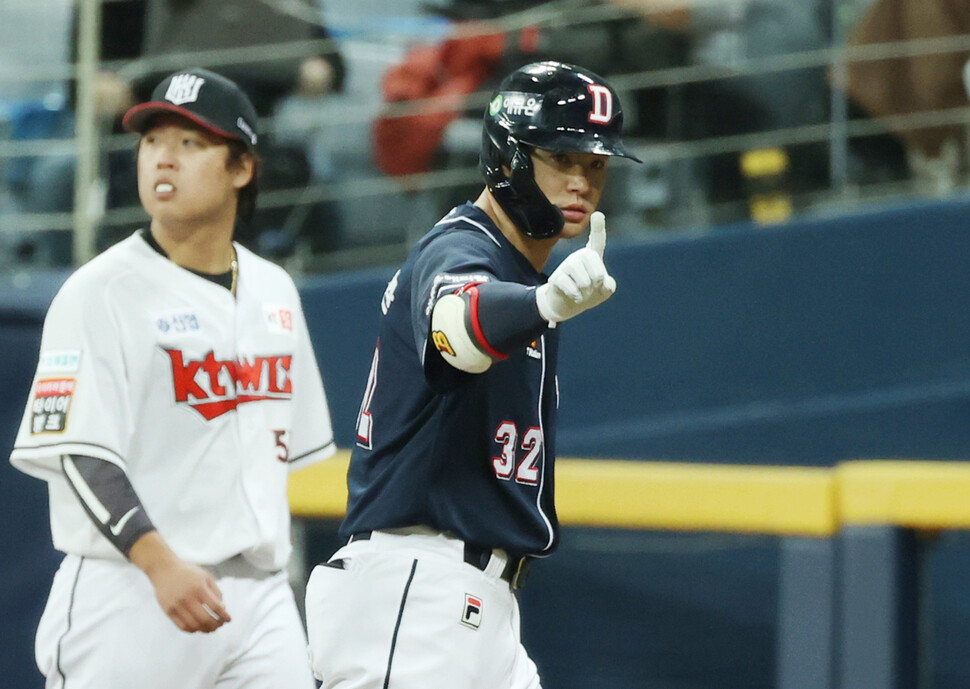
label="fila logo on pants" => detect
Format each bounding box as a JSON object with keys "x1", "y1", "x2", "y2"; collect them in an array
[{"x1": 462, "y1": 594, "x2": 483, "y2": 629}]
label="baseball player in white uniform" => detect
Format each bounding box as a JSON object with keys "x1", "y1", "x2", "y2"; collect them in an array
[{"x1": 9, "y1": 68, "x2": 335, "y2": 689}]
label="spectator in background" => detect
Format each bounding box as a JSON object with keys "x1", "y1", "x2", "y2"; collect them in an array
[
  {"x1": 842, "y1": 0, "x2": 970, "y2": 196},
  {"x1": 20, "y1": 0, "x2": 346, "y2": 257},
  {"x1": 612, "y1": 0, "x2": 832, "y2": 224},
  {"x1": 374, "y1": 0, "x2": 833, "y2": 231},
  {"x1": 371, "y1": 0, "x2": 684, "y2": 239},
  {"x1": 372, "y1": 0, "x2": 547, "y2": 224}
]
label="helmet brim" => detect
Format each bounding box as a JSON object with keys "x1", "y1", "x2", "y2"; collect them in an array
[{"x1": 515, "y1": 128, "x2": 642, "y2": 163}]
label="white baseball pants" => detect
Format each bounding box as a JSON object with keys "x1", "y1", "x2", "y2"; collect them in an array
[
  {"x1": 35, "y1": 554, "x2": 316, "y2": 689},
  {"x1": 305, "y1": 527, "x2": 543, "y2": 689}
]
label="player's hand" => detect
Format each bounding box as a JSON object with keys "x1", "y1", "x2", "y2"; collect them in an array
[
  {"x1": 535, "y1": 211, "x2": 617, "y2": 323},
  {"x1": 149, "y1": 559, "x2": 231, "y2": 634},
  {"x1": 129, "y1": 531, "x2": 231, "y2": 633}
]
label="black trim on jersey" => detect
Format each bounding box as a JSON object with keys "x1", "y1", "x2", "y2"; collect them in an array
[
  {"x1": 288, "y1": 439, "x2": 337, "y2": 464},
  {"x1": 63, "y1": 455, "x2": 156, "y2": 557},
  {"x1": 55, "y1": 556, "x2": 84, "y2": 687},
  {"x1": 13, "y1": 441, "x2": 125, "y2": 465},
  {"x1": 384, "y1": 559, "x2": 418, "y2": 689},
  {"x1": 139, "y1": 229, "x2": 234, "y2": 291}
]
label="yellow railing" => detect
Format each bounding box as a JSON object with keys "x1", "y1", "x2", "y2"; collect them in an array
[{"x1": 290, "y1": 451, "x2": 970, "y2": 536}]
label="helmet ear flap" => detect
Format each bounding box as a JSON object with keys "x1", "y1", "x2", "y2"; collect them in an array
[
  {"x1": 479, "y1": 133, "x2": 564, "y2": 240},
  {"x1": 509, "y1": 144, "x2": 532, "y2": 176},
  {"x1": 508, "y1": 145, "x2": 563, "y2": 239}
]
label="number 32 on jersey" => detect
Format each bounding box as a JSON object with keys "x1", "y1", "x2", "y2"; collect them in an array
[
  {"x1": 492, "y1": 422, "x2": 542, "y2": 485},
  {"x1": 355, "y1": 343, "x2": 544, "y2": 485}
]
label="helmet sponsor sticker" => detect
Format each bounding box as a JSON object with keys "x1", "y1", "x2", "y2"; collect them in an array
[
  {"x1": 30, "y1": 377, "x2": 76, "y2": 434},
  {"x1": 499, "y1": 92, "x2": 541, "y2": 118}
]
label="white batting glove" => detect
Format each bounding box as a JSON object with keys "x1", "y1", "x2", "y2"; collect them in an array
[{"x1": 535, "y1": 211, "x2": 617, "y2": 324}]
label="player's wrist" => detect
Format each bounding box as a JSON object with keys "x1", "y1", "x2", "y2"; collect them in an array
[
  {"x1": 534, "y1": 284, "x2": 562, "y2": 324},
  {"x1": 128, "y1": 530, "x2": 177, "y2": 576}
]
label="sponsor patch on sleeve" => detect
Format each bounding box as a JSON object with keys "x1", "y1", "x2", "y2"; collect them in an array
[
  {"x1": 37, "y1": 349, "x2": 82, "y2": 374},
  {"x1": 30, "y1": 377, "x2": 76, "y2": 434}
]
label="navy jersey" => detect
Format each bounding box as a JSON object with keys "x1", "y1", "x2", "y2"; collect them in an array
[{"x1": 341, "y1": 203, "x2": 560, "y2": 557}]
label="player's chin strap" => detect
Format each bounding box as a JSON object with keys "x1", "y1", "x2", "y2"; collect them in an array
[{"x1": 480, "y1": 134, "x2": 564, "y2": 240}]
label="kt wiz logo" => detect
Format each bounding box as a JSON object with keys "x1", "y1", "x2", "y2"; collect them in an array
[{"x1": 166, "y1": 349, "x2": 292, "y2": 420}]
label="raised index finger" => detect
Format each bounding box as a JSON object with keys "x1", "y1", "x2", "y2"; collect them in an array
[{"x1": 586, "y1": 211, "x2": 607, "y2": 256}]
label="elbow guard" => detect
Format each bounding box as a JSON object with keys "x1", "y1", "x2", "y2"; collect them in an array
[{"x1": 430, "y1": 292, "x2": 500, "y2": 374}]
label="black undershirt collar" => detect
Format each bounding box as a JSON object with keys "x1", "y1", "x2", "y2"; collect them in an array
[{"x1": 140, "y1": 229, "x2": 234, "y2": 292}]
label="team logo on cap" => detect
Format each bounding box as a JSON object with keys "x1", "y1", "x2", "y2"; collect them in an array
[
  {"x1": 165, "y1": 74, "x2": 206, "y2": 106},
  {"x1": 586, "y1": 84, "x2": 613, "y2": 124}
]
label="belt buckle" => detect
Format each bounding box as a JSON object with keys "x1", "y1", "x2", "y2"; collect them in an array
[{"x1": 510, "y1": 557, "x2": 530, "y2": 590}]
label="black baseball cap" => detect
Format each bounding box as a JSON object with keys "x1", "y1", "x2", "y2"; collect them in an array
[{"x1": 122, "y1": 68, "x2": 258, "y2": 151}]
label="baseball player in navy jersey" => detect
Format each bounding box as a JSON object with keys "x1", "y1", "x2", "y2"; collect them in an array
[
  {"x1": 9, "y1": 68, "x2": 335, "y2": 689},
  {"x1": 304, "y1": 61, "x2": 641, "y2": 688}
]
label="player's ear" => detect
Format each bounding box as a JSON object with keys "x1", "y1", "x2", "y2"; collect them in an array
[
  {"x1": 226, "y1": 143, "x2": 256, "y2": 190},
  {"x1": 233, "y1": 153, "x2": 255, "y2": 190}
]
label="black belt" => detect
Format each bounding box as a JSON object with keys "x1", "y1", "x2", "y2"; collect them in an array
[{"x1": 349, "y1": 531, "x2": 531, "y2": 590}]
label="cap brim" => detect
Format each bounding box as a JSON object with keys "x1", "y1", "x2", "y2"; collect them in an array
[
  {"x1": 609, "y1": 143, "x2": 643, "y2": 164},
  {"x1": 581, "y1": 134, "x2": 643, "y2": 163},
  {"x1": 121, "y1": 102, "x2": 244, "y2": 146},
  {"x1": 518, "y1": 130, "x2": 644, "y2": 164}
]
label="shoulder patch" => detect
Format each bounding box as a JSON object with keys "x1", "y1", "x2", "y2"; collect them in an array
[
  {"x1": 37, "y1": 350, "x2": 81, "y2": 374},
  {"x1": 30, "y1": 377, "x2": 76, "y2": 434}
]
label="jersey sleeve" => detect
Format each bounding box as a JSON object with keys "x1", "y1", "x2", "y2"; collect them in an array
[
  {"x1": 62, "y1": 454, "x2": 156, "y2": 557},
  {"x1": 285, "y1": 295, "x2": 337, "y2": 471},
  {"x1": 9, "y1": 275, "x2": 132, "y2": 481},
  {"x1": 410, "y1": 232, "x2": 499, "y2": 388},
  {"x1": 456, "y1": 281, "x2": 547, "y2": 355}
]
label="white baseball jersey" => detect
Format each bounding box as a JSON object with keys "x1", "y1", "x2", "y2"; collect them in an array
[{"x1": 10, "y1": 232, "x2": 335, "y2": 571}]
